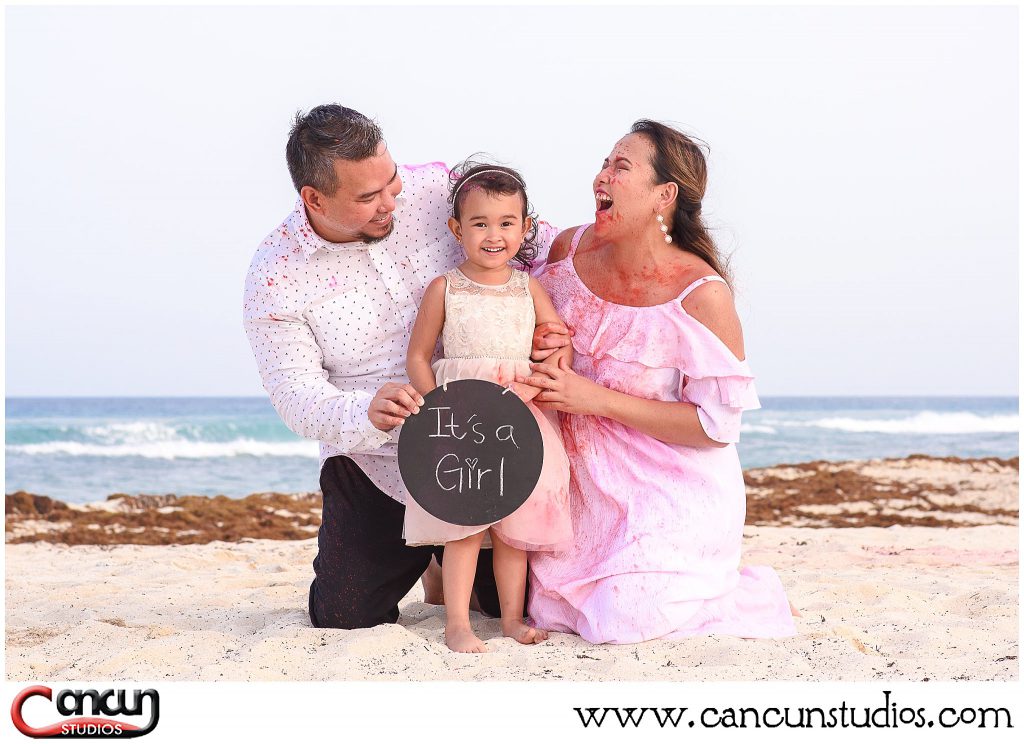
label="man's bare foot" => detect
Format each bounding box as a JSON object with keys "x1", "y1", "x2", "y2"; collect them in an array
[
  {"x1": 445, "y1": 626, "x2": 488, "y2": 653},
  {"x1": 502, "y1": 619, "x2": 548, "y2": 645},
  {"x1": 790, "y1": 601, "x2": 802, "y2": 618},
  {"x1": 421, "y1": 559, "x2": 443, "y2": 605},
  {"x1": 468, "y1": 589, "x2": 487, "y2": 616}
]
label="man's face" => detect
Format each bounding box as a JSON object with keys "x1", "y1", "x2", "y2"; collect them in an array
[{"x1": 304, "y1": 143, "x2": 403, "y2": 244}]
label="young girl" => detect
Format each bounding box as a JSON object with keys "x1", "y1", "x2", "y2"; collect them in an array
[{"x1": 405, "y1": 160, "x2": 572, "y2": 654}]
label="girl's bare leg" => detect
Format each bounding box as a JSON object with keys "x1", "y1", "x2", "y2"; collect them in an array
[
  {"x1": 425, "y1": 554, "x2": 484, "y2": 612},
  {"x1": 490, "y1": 531, "x2": 548, "y2": 645},
  {"x1": 442, "y1": 531, "x2": 488, "y2": 653}
]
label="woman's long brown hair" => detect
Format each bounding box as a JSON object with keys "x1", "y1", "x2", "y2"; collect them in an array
[{"x1": 630, "y1": 119, "x2": 732, "y2": 287}]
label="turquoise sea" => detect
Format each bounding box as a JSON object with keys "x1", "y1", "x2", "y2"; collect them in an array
[{"x1": 4, "y1": 396, "x2": 1018, "y2": 504}]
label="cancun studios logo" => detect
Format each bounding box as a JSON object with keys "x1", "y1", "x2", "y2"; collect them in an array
[{"x1": 11, "y1": 686, "x2": 159, "y2": 739}]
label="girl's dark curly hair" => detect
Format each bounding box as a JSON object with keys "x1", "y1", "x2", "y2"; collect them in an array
[{"x1": 448, "y1": 157, "x2": 539, "y2": 270}]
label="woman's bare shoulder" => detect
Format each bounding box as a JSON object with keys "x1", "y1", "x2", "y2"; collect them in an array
[{"x1": 681, "y1": 279, "x2": 746, "y2": 361}]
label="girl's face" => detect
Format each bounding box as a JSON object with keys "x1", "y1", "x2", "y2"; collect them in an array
[{"x1": 448, "y1": 188, "x2": 532, "y2": 271}]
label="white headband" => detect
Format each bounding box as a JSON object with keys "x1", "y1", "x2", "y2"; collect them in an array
[{"x1": 452, "y1": 169, "x2": 525, "y2": 202}]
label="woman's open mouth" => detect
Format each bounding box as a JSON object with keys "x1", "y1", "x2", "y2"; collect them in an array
[{"x1": 596, "y1": 192, "x2": 613, "y2": 212}]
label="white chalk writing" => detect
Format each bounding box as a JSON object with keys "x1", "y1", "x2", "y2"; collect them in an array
[{"x1": 435, "y1": 454, "x2": 505, "y2": 495}]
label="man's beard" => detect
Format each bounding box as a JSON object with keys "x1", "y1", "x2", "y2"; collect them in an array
[{"x1": 360, "y1": 216, "x2": 396, "y2": 245}]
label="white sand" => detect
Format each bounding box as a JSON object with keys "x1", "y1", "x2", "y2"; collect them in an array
[{"x1": 6, "y1": 525, "x2": 1017, "y2": 681}]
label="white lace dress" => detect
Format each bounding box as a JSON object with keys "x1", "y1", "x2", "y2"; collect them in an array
[{"x1": 403, "y1": 268, "x2": 572, "y2": 551}]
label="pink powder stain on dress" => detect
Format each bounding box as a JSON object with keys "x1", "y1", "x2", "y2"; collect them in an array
[{"x1": 559, "y1": 415, "x2": 580, "y2": 457}]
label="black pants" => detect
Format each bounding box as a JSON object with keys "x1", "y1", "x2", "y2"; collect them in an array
[{"x1": 308, "y1": 456, "x2": 503, "y2": 629}]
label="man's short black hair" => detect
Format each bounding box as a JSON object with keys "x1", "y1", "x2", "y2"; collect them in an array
[{"x1": 285, "y1": 104, "x2": 384, "y2": 195}]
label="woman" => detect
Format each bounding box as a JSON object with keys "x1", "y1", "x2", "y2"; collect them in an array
[{"x1": 519, "y1": 120, "x2": 796, "y2": 643}]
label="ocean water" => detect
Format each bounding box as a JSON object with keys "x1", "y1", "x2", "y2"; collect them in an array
[{"x1": 4, "y1": 396, "x2": 1018, "y2": 504}]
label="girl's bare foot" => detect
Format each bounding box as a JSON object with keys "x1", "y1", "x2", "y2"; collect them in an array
[
  {"x1": 502, "y1": 619, "x2": 548, "y2": 645},
  {"x1": 445, "y1": 625, "x2": 488, "y2": 653}
]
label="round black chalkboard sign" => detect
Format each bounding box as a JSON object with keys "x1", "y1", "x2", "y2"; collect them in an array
[{"x1": 398, "y1": 379, "x2": 543, "y2": 526}]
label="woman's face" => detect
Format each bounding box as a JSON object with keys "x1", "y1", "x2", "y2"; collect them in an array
[{"x1": 592, "y1": 133, "x2": 661, "y2": 238}]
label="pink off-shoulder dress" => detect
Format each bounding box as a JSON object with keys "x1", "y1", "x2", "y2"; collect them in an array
[{"x1": 528, "y1": 225, "x2": 796, "y2": 643}]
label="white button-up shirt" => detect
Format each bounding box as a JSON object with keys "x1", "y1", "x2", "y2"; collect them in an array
[{"x1": 243, "y1": 162, "x2": 556, "y2": 503}]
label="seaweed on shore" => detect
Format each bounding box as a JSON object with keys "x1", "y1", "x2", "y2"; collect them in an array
[
  {"x1": 5, "y1": 490, "x2": 323, "y2": 546},
  {"x1": 744, "y1": 455, "x2": 1018, "y2": 529},
  {"x1": 5, "y1": 455, "x2": 1019, "y2": 545}
]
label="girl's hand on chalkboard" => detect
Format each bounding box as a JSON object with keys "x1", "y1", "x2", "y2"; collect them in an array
[
  {"x1": 510, "y1": 381, "x2": 543, "y2": 404},
  {"x1": 517, "y1": 356, "x2": 603, "y2": 415}
]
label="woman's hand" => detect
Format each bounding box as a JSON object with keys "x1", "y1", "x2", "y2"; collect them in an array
[{"x1": 516, "y1": 356, "x2": 606, "y2": 415}]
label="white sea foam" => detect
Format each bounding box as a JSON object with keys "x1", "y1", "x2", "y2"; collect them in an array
[
  {"x1": 83, "y1": 422, "x2": 183, "y2": 444},
  {"x1": 7, "y1": 439, "x2": 320, "y2": 460},
  {"x1": 741, "y1": 424, "x2": 777, "y2": 434},
  {"x1": 807, "y1": 412, "x2": 1019, "y2": 435}
]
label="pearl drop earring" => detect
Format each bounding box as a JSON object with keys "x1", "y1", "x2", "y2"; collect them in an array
[{"x1": 656, "y1": 214, "x2": 672, "y2": 244}]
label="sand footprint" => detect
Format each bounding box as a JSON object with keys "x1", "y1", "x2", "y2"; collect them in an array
[{"x1": 829, "y1": 625, "x2": 882, "y2": 655}]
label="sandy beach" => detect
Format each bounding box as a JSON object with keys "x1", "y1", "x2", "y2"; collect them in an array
[{"x1": 6, "y1": 456, "x2": 1018, "y2": 682}]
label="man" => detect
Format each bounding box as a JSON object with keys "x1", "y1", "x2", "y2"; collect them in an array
[{"x1": 243, "y1": 104, "x2": 562, "y2": 629}]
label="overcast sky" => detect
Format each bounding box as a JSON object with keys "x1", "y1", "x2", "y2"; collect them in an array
[{"x1": 4, "y1": 4, "x2": 1018, "y2": 397}]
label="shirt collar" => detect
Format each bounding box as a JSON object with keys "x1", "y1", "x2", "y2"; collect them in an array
[{"x1": 287, "y1": 194, "x2": 409, "y2": 259}]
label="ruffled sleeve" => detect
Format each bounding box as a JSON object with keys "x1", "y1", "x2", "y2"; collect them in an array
[
  {"x1": 673, "y1": 308, "x2": 761, "y2": 443},
  {"x1": 682, "y1": 374, "x2": 760, "y2": 444},
  {"x1": 540, "y1": 266, "x2": 761, "y2": 444}
]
